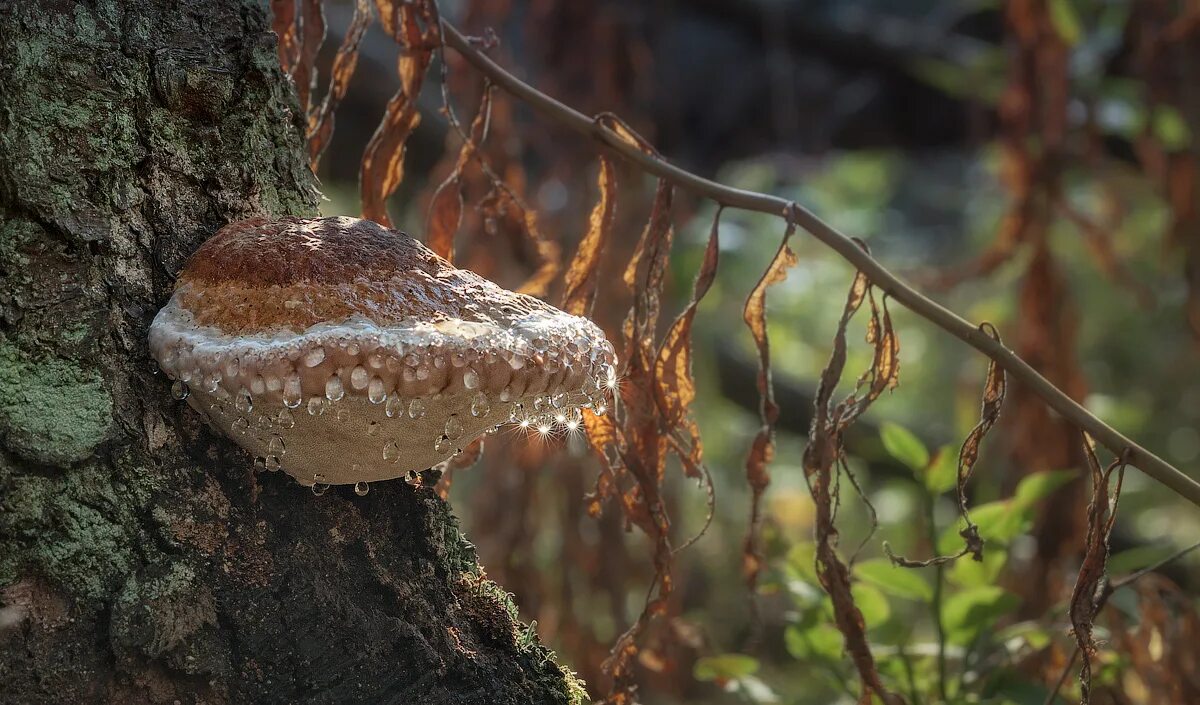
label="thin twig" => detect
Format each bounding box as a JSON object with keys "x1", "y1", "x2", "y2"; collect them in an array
[{"x1": 439, "y1": 20, "x2": 1200, "y2": 509}]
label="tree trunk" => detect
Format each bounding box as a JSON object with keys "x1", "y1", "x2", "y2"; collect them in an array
[{"x1": 0, "y1": 2, "x2": 586, "y2": 703}]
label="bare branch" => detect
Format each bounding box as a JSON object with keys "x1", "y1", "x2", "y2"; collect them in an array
[{"x1": 439, "y1": 20, "x2": 1200, "y2": 510}]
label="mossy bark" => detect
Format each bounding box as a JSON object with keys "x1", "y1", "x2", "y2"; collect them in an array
[{"x1": 0, "y1": 2, "x2": 585, "y2": 703}]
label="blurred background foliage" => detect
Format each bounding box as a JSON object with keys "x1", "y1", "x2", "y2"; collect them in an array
[{"x1": 302, "y1": 0, "x2": 1200, "y2": 702}]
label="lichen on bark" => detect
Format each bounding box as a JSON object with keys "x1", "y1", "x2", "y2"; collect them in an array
[{"x1": 0, "y1": 1, "x2": 585, "y2": 703}]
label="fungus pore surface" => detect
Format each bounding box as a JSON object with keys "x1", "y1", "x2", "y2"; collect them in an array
[{"x1": 149, "y1": 216, "x2": 615, "y2": 487}]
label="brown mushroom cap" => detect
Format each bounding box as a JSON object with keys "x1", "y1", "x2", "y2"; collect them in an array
[{"x1": 149, "y1": 216, "x2": 614, "y2": 486}]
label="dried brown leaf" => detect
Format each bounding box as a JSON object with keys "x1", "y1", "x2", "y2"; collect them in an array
[
  {"x1": 293, "y1": 0, "x2": 326, "y2": 116},
  {"x1": 425, "y1": 84, "x2": 494, "y2": 261},
  {"x1": 360, "y1": 0, "x2": 435, "y2": 226},
  {"x1": 308, "y1": 0, "x2": 373, "y2": 167},
  {"x1": 562, "y1": 157, "x2": 617, "y2": 317},
  {"x1": 1070, "y1": 436, "x2": 1126, "y2": 705},
  {"x1": 740, "y1": 216, "x2": 797, "y2": 587},
  {"x1": 270, "y1": 0, "x2": 301, "y2": 75},
  {"x1": 595, "y1": 112, "x2": 658, "y2": 156},
  {"x1": 800, "y1": 263, "x2": 904, "y2": 705}
]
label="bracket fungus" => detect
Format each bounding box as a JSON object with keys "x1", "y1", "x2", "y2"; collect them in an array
[{"x1": 149, "y1": 216, "x2": 615, "y2": 490}]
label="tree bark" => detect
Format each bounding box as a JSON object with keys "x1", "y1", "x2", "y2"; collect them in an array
[{"x1": 0, "y1": 2, "x2": 586, "y2": 703}]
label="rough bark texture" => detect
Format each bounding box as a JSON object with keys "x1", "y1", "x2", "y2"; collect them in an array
[{"x1": 0, "y1": 2, "x2": 586, "y2": 703}]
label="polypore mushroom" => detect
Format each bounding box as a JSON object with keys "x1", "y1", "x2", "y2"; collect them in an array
[{"x1": 149, "y1": 216, "x2": 615, "y2": 492}]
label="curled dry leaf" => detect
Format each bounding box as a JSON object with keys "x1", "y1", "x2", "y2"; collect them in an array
[
  {"x1": 1070, "y1": 436, "x2": 1126, "y2": 705},
  {"x1": 740, "y1": 215, "x2": 797, "y2": 587},
  {"x1": 307, "y1": 0, "x2": 373, "y2": 167},
  {"x1": 954, "y1": 322, "x2": 1007, "y2": 560},
  {"x1": 562, "y1": 156, "x2": 617, "y2": 318},
  {"x1": 426, "y1": 85, "x2": 494, "y2": 261},
  {"x1": 294, "y1": 0, "x2": 326, "y2": 116},
  {"x1": 801, "y1": 260, "x2": 905, "y2": 705},
  {"x1": 360, "y1": 0, "x2": 438, "y2": 226},
  {"x1": 595, "y1": 112, "x2": 659, "y2": 156},
  {"x1": 885, "y1": 322, "x2": 1006, "y2": 569}
]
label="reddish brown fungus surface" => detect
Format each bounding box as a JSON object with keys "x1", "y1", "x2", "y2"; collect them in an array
[{"x1": 150, "y1": 216, "x2": 615, "y2": 487}]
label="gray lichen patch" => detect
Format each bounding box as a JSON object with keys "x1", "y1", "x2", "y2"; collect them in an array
[{"x1": 0, "y1": 341, "x2": 113, "y2": 465}]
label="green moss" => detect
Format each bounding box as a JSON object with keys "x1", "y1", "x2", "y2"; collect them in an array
[
  {"x1": 0, "y1": 464, "x2": 135, "y2": 603},
  {"x1": 0, "y1": 340, "x2": 112, "y2": 465}
]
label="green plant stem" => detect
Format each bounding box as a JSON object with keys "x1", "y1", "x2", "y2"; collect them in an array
[
  {"x1": 926, "y1": 495, "x2": 949, "y2": 703},
  {"x1": 439, "y1": 19, "x2": 1200, "y2": 510}
]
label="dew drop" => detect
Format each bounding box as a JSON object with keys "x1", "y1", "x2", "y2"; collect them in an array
[
  {"x1": 311, "y1": 482, "x2": 329, "y2": 497},
  {"x1": 444, "y1": 414, "x2": 464, "y2": 440},
  {"x1": 368, "y1": 376, "x2": 387, "y2": 404},
  {"x1": 354, "y1": 481, "x2": 369, "y2": 497},
  {"x1": 336, "y1": 407, "x2": 350, "y2": 422},
  {"x1": 231, "y1": 417, "x2": 250, "y2": 434},
  {"x1": 276, "y1": 408, "x2": 295, "y2": 428},
  {"x1": 404, "y1": 469, "x2": 422, "y2": 486},
  {"x1": 268, "y1": 435, "x2": 286, "y2": 455},
  {"x1": 171, "y1": 380, "x2": 189, "y2": 400},
  {"x1": 265, "y1": 455, "x2": 281, "y2": 471},
  {"x1": 252, "y1": 457, "x2": 266, "y2": 471},
  {"x1": 408, "y1": 398, "x2": 426, "y2": 419},
  {"x1": 462, "y1": 368, "x2": 480, "y2": 390},
  {"x1": 367, "y1": 352, "x2": 385, "y2": 369},
  {"x1": 435, "y1": 435, "x2": 453, "y2": 453},
  {"x1": 223, "y1": 357, "x2": 240, "y2": 378},
  {"x1": 470, "y1": 392, "x2": 491, "y2": 417},
  {"x1": 234, "y1": 388, "x2": 253, "y2": 413},
  {"x1": 350, "y1": 365, "x2": 369, "y2": 390},
  {"x1": 307, "y1": 396, "x2": 329, "y2": 416},
  {"x1": 499, "y1": 386, "x2": 513, "y2": 402},
  {"x1": 303, "y1": 347, "x2": 326, "y2": 367},
  {"x1": 533, "y1": 396, "x2": 547, "y2": 412},
  {"x1": 551, "y1": 392, "x2": 567, "y2": 408},
  {"x1": 283, "y1": 374, "x2": 303, "y2": 408},
  {"x1": 385, "y1": 395, "x2": 405, "y2": 418},
  {"x1": 325, "y1": 374, "x2": 345, "y2": 402},
  {"x1": 532, "y1": 337, "x2": 549, "y2": 352},
  {"x1": 204, "y1": 373, "x2": 222, "y2": 393},
  {"x1": 366, "y1": 421, "x2": 381, "y2": 436},
  {"x1": 384, "y1": 441, "x2": 402, "y2": 462}
]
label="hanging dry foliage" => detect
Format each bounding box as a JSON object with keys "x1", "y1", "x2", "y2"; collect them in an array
[
  {"x1": 801, "y1": 252, "x2": 905, "y2": 705},
  {"x1": 307, "y1": 0, "x2": 372, "y2": 167},
  {"x1": 1069, "y1": 436, "x2": 1126, "y2": 705},
  {"x1": 360, "y1": 0, "x2": 439, "y2": 226},
  {"x1": 740, "y1": 214, "x2": 797, "y2": 587},
  {"x1": 426, "y1": 84, "x2": 494, "y2": 261}
]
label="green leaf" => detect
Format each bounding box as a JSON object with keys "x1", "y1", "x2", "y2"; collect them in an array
[
  {"x1": 937, "y1": 499, "x2": 1033, "y2": 554},
  {"x1": 949, "y1": 547, "x2": 1007, "y2": 588},
  {"x1": 1107, "y1": 544, "x2": 1180, "y2": 575},
  {"x1": 694, "y1": 653, "x2": 760, "y2": 681},
  {"x1": 1152, "y1": 105, "x2": 1192, "y2": 150},
  {"x1": 853, "y1": 583, "x2": 892, "y2": 627},
  {"x1": 925, "y1": 445, "x2": 959, "y2": 494},
  {"x1": 1014, "y1": 470, "x2": 1075, "y2": 506},
  {"x1": 785, "y1": 542, "x2": 818, "y2": 583},
  {"x1": 855, "y1": 558, "x2": 934, "y2": 601},
  {"x1": 784, "y1": 623, "x2": 844, "y2": 661},
  {"x1": 1049, "y1": 0, "x2": 1083, "y2": 45},
  {"x1": 943, "y1": 586, "x2": 1020, "y2": 645},
  {"x1": 881, "y1": 422, "x2": 930, "y2": 472}
]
